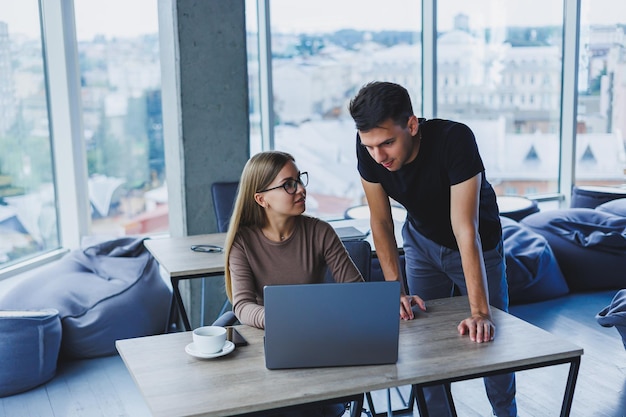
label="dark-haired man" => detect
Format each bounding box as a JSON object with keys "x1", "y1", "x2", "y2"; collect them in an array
[{"x1": 349, "y1": 81, "x2": 517, "y2": 417}]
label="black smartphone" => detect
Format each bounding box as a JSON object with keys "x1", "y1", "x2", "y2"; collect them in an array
[{"x1": 226, "y1": 326, "x2": 248, "y2": 347}]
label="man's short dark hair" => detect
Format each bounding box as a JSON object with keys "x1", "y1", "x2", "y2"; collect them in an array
[{"x1": 348, "y1": 81, "x2": 414, "y2": 132}]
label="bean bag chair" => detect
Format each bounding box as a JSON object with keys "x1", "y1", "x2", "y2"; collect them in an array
[
  {"x1": 521, "y1": 209, "x2": 626, "y2": 291},
  {"x1": 0, "y1": 237, "x2": 172, "y2": 358},
  {"x1": 596, "y1": 198, "x2": 626, "y2": 217},
  {"x1": 596, "y1": 289, "x2": 626, "y2": 350},
  {"x1": 571, "y1": 186, "x2": 626, "y2": 209},
  {"x1": 0, "y1": 309, "x2": 61, "y2": 397},
  {"x1": 500, "y1": 216, "x2": 569, "y2": 304}
]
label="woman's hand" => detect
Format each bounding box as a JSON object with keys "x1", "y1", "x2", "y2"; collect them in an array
[
  {"x1": 457, "y1": 314, "x2": 495, "y2": 343},
  {"x1": 400, "y1": 293, "x2": 426, "y2": 320}
]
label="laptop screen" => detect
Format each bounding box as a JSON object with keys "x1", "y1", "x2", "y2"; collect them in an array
[{"x1": 263, "y1": 281, "x2": 401, "y2": 369}]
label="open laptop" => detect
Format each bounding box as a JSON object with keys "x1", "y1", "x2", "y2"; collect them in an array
[
  {"x1": 333, "y1": 226, "x2": 370, "y2": 241},
  {"x1": 263, "y1": 281, "x2": 401, "y2": 369}
]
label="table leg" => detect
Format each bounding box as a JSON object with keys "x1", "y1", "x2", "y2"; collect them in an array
[
  {"x1": 444, "y1": 383, "x2": 457, "y2": 416},
  {"x1": 412, "y1": 384, "x2": 457, "y2": 417},
  {"x1": 413, "y1": 385, "x2": 428, "y2": 417},
  {"x1": 560, "y1": 356, "x2": 581, "y2": 417},
  {"x1": 172, "y1": 277, "x2": 192, "y2": 331},
  {"x1": 365, "y1": 388, "x2": 415, "y2": 417}
]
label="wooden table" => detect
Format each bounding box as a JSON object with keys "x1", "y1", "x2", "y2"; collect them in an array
[
  {"x1": 144, "y1": 219, "x2": 404, "y2": 330},
  {"x1": 145, "y1": 233, "x2": 227, "y2": 331},
  {"x1": 116, "y1": 296, "x2": 583, "y2": 417}
]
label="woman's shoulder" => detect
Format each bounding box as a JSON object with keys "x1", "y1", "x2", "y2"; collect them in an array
[
  {"x1": 233, "y1": 225, "x2": 262, "y2": 244},
  {"x1": 299, "y1": 215, "x2": 333, "y2": 232},
  {"x1": 298, "y1": 216, "x2": 339, "y2": 245}
]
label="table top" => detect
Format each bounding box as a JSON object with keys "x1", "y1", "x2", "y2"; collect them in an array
[
  {"x1": 496, "y1": 195, "x2": 537, "y2": 211},
  {"x1": 144, "y1": 218, "x2": 404, "y2": 278},
  {"x1": 144, "y1": 233, "x2": 227, "y2": 278},
  {"x1": 116, "y1": 296, "x2": 583, "y2": 417}
]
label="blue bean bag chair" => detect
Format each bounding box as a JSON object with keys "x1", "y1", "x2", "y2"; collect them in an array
[
  {"x1": 500, "y1": 216, "x2": 569, "y2": 305},
  {"x1": 597, "y1": 289, "x2": 626, "y2": 350},
  {"x1": 0, "y1": 237, "x2": 172, "y2": 358},
  {"x1": 521, "y1": 209, "x2": 626, "y2": 291},
  {"x1": 596, "y1": 198, "x2": 626, "y2": 217},
  {"x1": 0, "y1": 309, "x2": 61, "y2": 397}
]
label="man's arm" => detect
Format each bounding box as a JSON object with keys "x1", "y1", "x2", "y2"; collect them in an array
[
  {"x1": 450, "y1": 172, "x2": 494, "y2": 343},
  {"x1": 361, "y1": 178, "x2": 425, "y2": 319}
]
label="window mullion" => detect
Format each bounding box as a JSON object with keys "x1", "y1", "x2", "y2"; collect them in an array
[
  {"x1": 40, "y1": 0, "x2": 90, "y2": 249},
  {"x1": 422, "y1": 0, "x2": 436, "y2": 118},
  {"x1": 559, "y1": 0, "x2": 581, "y2": 206}
]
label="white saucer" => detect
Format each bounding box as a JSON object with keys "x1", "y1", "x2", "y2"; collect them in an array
[{"x1": 185, "y1": 340, "x2": 235, "y2": 359}]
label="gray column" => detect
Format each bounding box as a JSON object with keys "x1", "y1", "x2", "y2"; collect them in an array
[{"x1": 159, "y1": 0, "x2": 249, "y2": 327}]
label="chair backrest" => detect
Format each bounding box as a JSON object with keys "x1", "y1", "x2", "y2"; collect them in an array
[
  {"x1": 211, "y1": 182, "x2": 239, "y2": 232},
  {"x1": 325, "y1": 239, "x2": 372, "y2": 282}
]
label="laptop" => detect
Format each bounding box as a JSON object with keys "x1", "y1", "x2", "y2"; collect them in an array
[
  {"x1": 263, "y1": 281, "x2": 401, "y2": 369},
  {"x1": 333, "y1": 226, "x2": 370, "y2": 241}
]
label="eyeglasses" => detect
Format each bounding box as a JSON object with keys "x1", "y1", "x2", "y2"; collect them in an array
[
  {"x1": 190, "y1": 244, "x2": 223, "y2": 253},
  {"x1": 258, "y1": 172, "x2": 308, "y2": 195}
]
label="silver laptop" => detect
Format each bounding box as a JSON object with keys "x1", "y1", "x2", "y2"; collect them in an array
[{"x1": 263, "y1": 281, "x2": 401, "y2": 369}]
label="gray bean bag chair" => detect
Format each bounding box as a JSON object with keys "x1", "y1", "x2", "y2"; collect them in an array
[
  {"x1": 0, "y1": 237, "x2": 171, "y2": 358},
  {"x1": 500, "y1": 216, "x2": 569, "y2": 304},
  {"x1": 521, "y1": 209, "x2": 626, "y2": 291},
  {"x1": 0, "y1": 309, "x2": 61, "y2": 397},
  {"x1": 597, "y1": 289, "x2": 626, "y2": 350}
]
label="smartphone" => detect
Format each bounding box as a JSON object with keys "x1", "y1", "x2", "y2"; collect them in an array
[{"x1": 226, "y1": 326, "x2": 248, "y2": 347}]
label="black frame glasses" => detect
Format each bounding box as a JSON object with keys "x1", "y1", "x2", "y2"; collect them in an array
[
  {"x1": 258, "y1": 172, "x2": 308, "y2": 195},
  {"x1": 190, "y1": 244, "x2": 223, "y2": 253}
]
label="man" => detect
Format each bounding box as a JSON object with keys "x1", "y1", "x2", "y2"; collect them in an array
[{"x1": 349, "y1": 81, "x2": 517, "y2": 417}]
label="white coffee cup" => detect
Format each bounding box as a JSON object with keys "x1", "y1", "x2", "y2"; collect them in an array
[{"x1": 192, "y1": 326, "x2": 227, "y2": 354}]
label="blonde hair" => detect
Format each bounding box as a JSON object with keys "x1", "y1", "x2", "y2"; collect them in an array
[{"x1": 223, "y1": 151, "x2": 295, "y2": 301}]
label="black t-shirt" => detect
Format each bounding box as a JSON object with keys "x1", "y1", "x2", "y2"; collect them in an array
[{"x1": 357, "y1": 118, "x2": 501, "y2": 250}]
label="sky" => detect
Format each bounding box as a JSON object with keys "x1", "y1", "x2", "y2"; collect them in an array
[
  {"x1": 1, "y1": 0, "x2": 625, "y2": 40},
  {"x1": 0, "y1": 0, "x2": 159, "y2": 40}
]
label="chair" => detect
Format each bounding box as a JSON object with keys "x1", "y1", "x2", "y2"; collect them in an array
[
  {"x1": 210, "y1": 181, "x2": 240, "y2": 318},
  {"x1": 353, "y1": 242, "x2": 414, "y2": 417},
  {"x1": 211, "y1": 181, "x2": 239, "y2": 232},
  {"x1": 329, "y1": 239, "x2": 413, "y2": 417},
  {"x1": 325, "y1": 240, "x2": 372, "y2": 282},
  {"x1": 571, "y1": 185, "x2": 626, "y2": 209}
]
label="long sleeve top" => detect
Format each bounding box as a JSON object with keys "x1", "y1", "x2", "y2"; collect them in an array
[{"x1": 229, "y1": 215, "x2": 363, "y2": 328}]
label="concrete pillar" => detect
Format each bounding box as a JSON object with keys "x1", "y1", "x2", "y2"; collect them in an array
[{"x1": 159, "y1": 0, "x2": 249, "y2": 328}]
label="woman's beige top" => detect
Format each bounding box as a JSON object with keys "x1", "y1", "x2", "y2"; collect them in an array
[{"x1": 229, "y1": 215, "x2": 364, "y2": 328}]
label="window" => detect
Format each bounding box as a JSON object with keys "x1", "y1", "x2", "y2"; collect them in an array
[
  {"x1": 575, "y1": 0, "x2": 626, "y2": 187},
  {"x1": 266, "y1": 0, "x2": 422, "y2": 219},
  {"x1": 0, "y1": 1, "x2": 60, "y2": 270},
  {"x1": 5, "y1": 0, "x2": 624, "y2": 276},
  {"x1": 74, "y1": 0, "x2": 166, "y2": 237},
  {"x1": 0, "y1": 0, "x2": 164, "y2": 277},
  {"x1": 437, "y1": 0, "x2": 564, "y2": 196}
]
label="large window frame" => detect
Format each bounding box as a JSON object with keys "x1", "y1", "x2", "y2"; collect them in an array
[
  {"x1": 253, "y1": 0, "x2": 582, "y2": 207},
  {"x1": 1, "y1": 0, "x2": 587, "y2": 279}
]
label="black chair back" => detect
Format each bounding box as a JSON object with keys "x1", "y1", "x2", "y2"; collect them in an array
[
  {"x1": 325, "y1": 239, "x2": 371, "y2": 282},
  {"x1": 342, "y1": 240, "x2": 372, "y2": 281},
  {"x1": 211, "y1": 182, "x2": 239, "y2": 232}
]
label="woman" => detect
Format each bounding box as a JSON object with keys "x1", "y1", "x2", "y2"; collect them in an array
[
  {"x1": 224, "y1": 150, "x2": 364, "y2": 329},
  {"x1": 223, "y1": 151, "x2": 364, "y2": 417}
]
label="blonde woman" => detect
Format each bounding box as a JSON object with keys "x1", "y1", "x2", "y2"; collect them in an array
[
  {"x1": 223, "y1": 151, "x2": 364, "y2": 417},
  {"x1": 224, "y1": 150, "x2": 363, "y2": 329}
]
